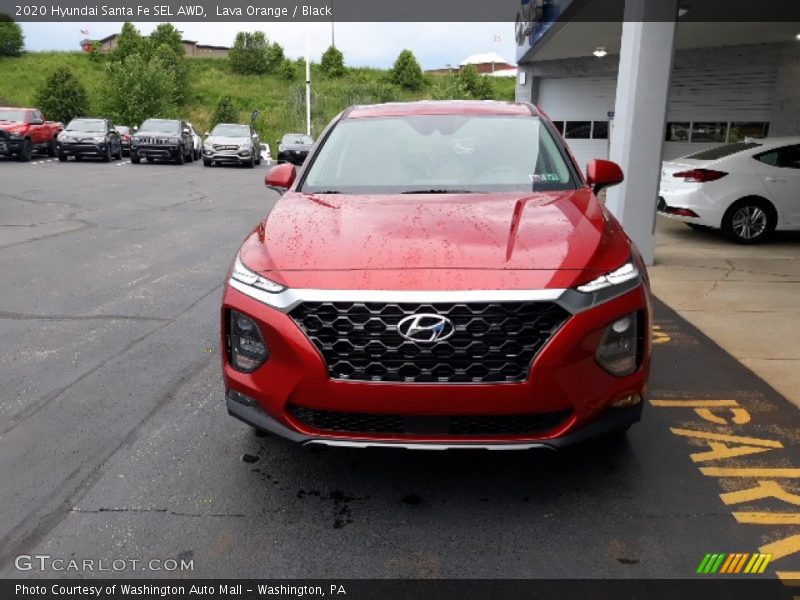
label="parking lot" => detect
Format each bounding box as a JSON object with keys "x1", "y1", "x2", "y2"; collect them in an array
[{"x1": 1, "y1": 157, "x2": 799, "y2": 583}]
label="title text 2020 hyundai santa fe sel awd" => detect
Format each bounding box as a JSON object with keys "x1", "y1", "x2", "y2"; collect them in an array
[{"x1": 221, "y1": 101, "x2": 651, "y2": 450}]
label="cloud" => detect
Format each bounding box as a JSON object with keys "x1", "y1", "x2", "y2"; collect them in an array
[{"x1": 21, "y1": 21, "x2": 518, "y2": 69}]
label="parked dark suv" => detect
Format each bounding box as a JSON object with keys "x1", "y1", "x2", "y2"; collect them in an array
[
  {"x1": 277, "y1": 133, "x2": 313, "y2": 165},
  {"x1": 130, "y1": 119, "x2": 195, "y2": 165},
  {"x1": 56, "y1": 118, "x2": 122, "y2": 162}
]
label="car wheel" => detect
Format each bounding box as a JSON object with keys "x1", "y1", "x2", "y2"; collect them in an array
[
  {"x1": 203, "y1": 158, "x2": 212, "y2": 167},
  {"x1": 114, "y1": 145, "x2": 122, "y2": 160},
  {"x1": 102, "y1": 145, "x2": 111, "y2": 163},
  {"x1": 48, "y1": 138, "x2": 57, "y2": 157},
  {"x1": 57, "y1": 153, "x2": 68, "y2": 162},
  {"x1": 685, "y1": 223, "x2": 711, "y2": 231},
  {"x1": 246, "y1": 156, "x2": 255, "y2": 168},
  {"x1": 175, "y1": 146, "x2": 185, "y2": 165},
  {"x1": 131, "y1": 154, "x2": 140, "y2": 164},
  {"x1": 721, "y1": 198, "x2": 777, "y2": 244},
  {"x1": 255, "y1": 153, "x2": 261, "y2": 166},
  {"x1": 16, "y1": 138, "x2": 32, "y2": 162},
  {"x1": 186, "y1": 147, "x2": 194, "y2": 163}
]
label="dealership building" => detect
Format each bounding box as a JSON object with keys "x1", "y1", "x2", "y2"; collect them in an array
[{"x1": 514, "y1": 0, "x2": 800, "y2": 264}]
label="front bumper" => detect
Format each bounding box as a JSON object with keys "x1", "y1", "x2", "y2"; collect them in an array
[
  {"x1": 204, "y1": 148, "x2": 253, "y2": 163},
  {"x1": 0, "y1": 137, "x2": 23, "y2": 155},
  {"x1": 277, "y1": 151, "x2": 308, "y2": 165},
  {"x1": 221, "y1": 281, "x2": 651, "y2": 449},
  {"x1": 227, "y1": 390, "x2": 643, "y2": 449},
  {"x1": 57, "y1": 142, "x2": 108, "y2": 157},
  {"x1": 132, "y1": 145, "x2": 180, "y2": 159}
]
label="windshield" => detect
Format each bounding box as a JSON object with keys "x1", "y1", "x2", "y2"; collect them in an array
[
  {"x1": 212, "y1": 124, "x2": 250, "y2": 137},
  {"x1": 0, "y1": 109, "x2": 26, "y2": 122},
  {"x1": 282, "y1": 134, "x2": 312, "y2": 145},
  {"x1": 116, "y1": 126, "x2": 130, "y2": 135},
  {"x1": 66, "y1": 119, "x2": 106, "y2": 132},
  {"x1": 139, "y1": 119, "x2": 180, "y2": 134},
  {"x1": 301, "y1": 115, "x2": 576, "y2": 194}
]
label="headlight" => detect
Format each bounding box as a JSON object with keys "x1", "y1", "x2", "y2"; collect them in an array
[
  {"x1": 93, "y1": 136, "x2": 106, "y2": 143},
  {"x1": 596, "y1": 312, "x2": 641, "y2": 376},
  {"x1": 576, "y1": 261, "x2": 639, "y2": 293},
  {"x1": 59, "y1": 134, "x2": 73, "y2": 142},
  {"x1": 230, "y1": 254, "x2": 285, "y2": 293},
  {"x1": 8, "y1": 132, "x2": 22, "y2": 139}
]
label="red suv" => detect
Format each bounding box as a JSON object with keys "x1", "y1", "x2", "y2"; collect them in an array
[{"x1": 221, "y1": 101, "x2": 651, "y2": 450}]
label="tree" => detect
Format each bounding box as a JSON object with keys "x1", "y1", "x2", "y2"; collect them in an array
[
  {"x1": 0, "y1": 13, "x2": 24, "y2": 56},
  {"x1": 212, "y1": 95, "x2": 238, "y2": 126},
  {"x1": 152, "y1": 42, "x2": 188, "y2": 104},
  {"x1": 35, "y1": 68, "x2": 89, "y2": 124},
  {"x1": 229, "y1": 31, "x2": 270, "y2": 75},
  {"x1": 101, "y1": 54, "x2": 177, "y2": 127},
  {"x1": 110, "y1": 22, "x2": 146, "y2": 62},
  {"x1": 149, "y1": 23, "x2": 184, "y2": 58},
  {"x1": 265, "y1": 42, "x2": 285, "y2": 73},
  {"x1": 391, "y1": 49, "x2": 424, "y2": 90},
  {"x1": 457, "y1": 64, "x2": 494, "y2": 99},
  {"x1": 279, "y1": 58, "x2": 297, "y2": 80},
  {"x1": 320, "y1": 45, "x2": 345, "y2": 78}
]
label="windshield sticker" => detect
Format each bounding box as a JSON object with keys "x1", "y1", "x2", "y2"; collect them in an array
[{"x1": 530, "y1": 173, "x2": 561, "y2": 183}]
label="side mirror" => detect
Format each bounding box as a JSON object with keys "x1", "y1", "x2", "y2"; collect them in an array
[
  {"x1": 251, "y1": 132, "x2": 258, "y2": 139},
  {"x1": 586, "y1": 159, "x2": 624, "y2": 194},
  {"x1": 265, "y1": 163, "x2": 296, "y2": 193},
  {"x1": 183, "y1": 128, "x2": 191, "y2": 135},
  {"x1": 204, "y1": 131, "x2": 209, "y2": 137}
]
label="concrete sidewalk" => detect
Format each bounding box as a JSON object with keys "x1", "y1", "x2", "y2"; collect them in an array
[{"x1": 650, "y1": 218, "x2": 800, "y2": 409}]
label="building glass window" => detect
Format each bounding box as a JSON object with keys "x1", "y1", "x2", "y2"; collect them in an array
[
  {"x1": 592, "y1": 121, "x2": 609, "y2": 139},
  {"x1": 564, "y1": 121, "x2": 591, "y2": 139},
  {"x1": 665, "y1": 122, "x2": 691, "y2": 142},
  {"x1": 691, "y1": 122, "x2": 728, "y2": 143},
  {"x1": 728, "y1": 122, "x2": 770, "y2": 143}
]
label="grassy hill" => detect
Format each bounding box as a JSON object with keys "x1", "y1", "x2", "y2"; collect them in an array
[{"x1": 0, "y1": 52, "x2": 516, "y2": 146}]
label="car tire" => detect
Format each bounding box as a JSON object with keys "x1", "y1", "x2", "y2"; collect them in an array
[
  {"x1": 57, "y1": 153, "x2": 68, "y2": 162},
  {"x1": 175, "y1": 146, "x2": 185, "y2": 165},
  {"x1": 114, "y1": 145, "x2": 122, "y2": 160},
  {"x1": 16, "y1": 138, "x2": 32, "y2": 162},
  {"x1": 203, "y1": 158, "x2": 212, "y2": 167},
  {"x1": 131, "y1": 154, "x2": 140, "y2": 164},
  {"x1": 686, "y1": 223, "x2": 711, "y2": 231},
  {"x1": 255, "y1": 153, "x2": 261, "y2": 166},
  {"x1": 721, "y1": 198, "x2": 777, "y2": 244},
  {"x1": 246, "y1": 156, "x2": 255, "y2": 168},
  {"x1": 48, "y1": 138, "x2": 57, "y2": 157},
  {"x1": 186, "y1": 147, "x2": 194, "y2": 163},
  {"x1": 102, "y1": 145, "x2": 111, "y2": 163}
]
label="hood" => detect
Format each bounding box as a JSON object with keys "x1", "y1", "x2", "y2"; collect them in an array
[
  {"x1": 0, "y1": 122, "x2": 26, "y2": 133},
  {"x1": 238, "y1": 190, "x2": 632, "y2": 290},
  {"x1": 280, "y1": 142, "x2": 311, "y2": 151},
  {"x1": 207, "y1": 135, "x2": 249, "y2": 145}
]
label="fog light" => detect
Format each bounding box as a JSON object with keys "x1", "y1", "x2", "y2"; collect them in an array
[
  {"x1": 611, "y1": 394, "x2": 642, "y2": 408},
  {"x1": 227, "y1": 389, "x2": 257, "y2": 406},
  {"x1": 227, "y1": 310, "x2": 268, "y2": 373},
  {"x1": 596, "y1": 312, "x2": 640, "y2": 376}
]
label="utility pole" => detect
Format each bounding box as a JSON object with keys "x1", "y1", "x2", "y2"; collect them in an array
[
  {"x1": 305, "y1": 25, "x2": 312, "y2": 137},
  {"x1": 331, "y1": 0, "x2": 335, "y2": 47}
]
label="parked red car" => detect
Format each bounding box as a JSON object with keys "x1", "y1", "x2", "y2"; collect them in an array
[
  {"x1": 221, "y1": 101, "x2": 651, "y2": 450},
  {"x1": 0, "y1": 107, "x2": 63, "y2": 161}
]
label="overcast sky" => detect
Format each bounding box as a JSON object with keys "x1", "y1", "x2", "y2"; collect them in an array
[{"x1": 20, "y1": 22, "x2": 519, "y2": 69}]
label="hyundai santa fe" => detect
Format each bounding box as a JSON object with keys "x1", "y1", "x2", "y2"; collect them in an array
[{"x1": 221, "y1": 101, "x2": 651, "y2": 450}]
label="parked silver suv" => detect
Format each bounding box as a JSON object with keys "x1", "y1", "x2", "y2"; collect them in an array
[{"x1": 202, "y1": 123, "x2": 261, "y2": 168}]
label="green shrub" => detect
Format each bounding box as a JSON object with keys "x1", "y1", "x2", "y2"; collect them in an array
[
  {"x1": 320, "y1": 46, "x2": 346, "y2": 78},
  {"x1": 35, "y1": 68, "x2": 89, "y2": 123},
  {"x1": 229, "y1": 32, "x2": 285, "y2": 76},
  {"x1": 279, "y1": 58, "x2": 297, "y2": 80},
  {"x1": 212, "y1": 95, "x2": 238, "y2": 126},
  {"x1": 391, "y1": 49, "x2": 424, "y2": 90}
]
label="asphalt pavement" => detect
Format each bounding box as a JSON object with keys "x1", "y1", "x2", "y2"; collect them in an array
[{"x1": 0, "y1": 154, "x2": 798, "y2": 587}]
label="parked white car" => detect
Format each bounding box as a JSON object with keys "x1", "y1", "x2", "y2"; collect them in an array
[
  {"x1": 658, "y1": 137, "x2": 800, "y2": 243},
  {"x1": 187, "y1": 122, "x2": 202, "y2": 161}
]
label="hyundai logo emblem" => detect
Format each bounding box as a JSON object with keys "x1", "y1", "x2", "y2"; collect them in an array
[{"x1": 397, "y1": 313, "x2": 455, "y2": 344}]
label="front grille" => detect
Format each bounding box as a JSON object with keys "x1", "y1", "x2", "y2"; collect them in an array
[
  {"x1": 213, "y1": 144, "x2": 239, "y2": 151},
  {"x1": 290, "y1": 301, "x2": 570, "y2": 383},
  {"x1": 138, "y1": 137, "x2": 172, "y2": 145},
  {"x1": 290, "y1": 405, "x2": 572, "y2": 436}
]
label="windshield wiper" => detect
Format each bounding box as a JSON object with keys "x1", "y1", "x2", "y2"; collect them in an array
[
  {"x1": 310, "y1": 190, "x2": 341, "y2": 194},
  {"x1": 400, "y1": 189, "x2": 478, "y2": 194}
]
